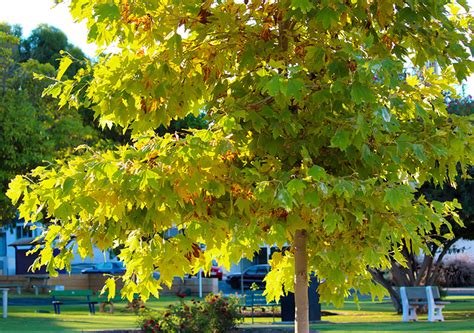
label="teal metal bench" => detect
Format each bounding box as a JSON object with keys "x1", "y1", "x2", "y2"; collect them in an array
[
  {"x1": 400, "y1": 286, "x2": 450, "y2": 322},
  {"x1": 239, "y1": 291, "x2": 279, "y2": 323},
  {"x1": 50, "y1": 290, "x2": 98, "y2": 314},
  {"x1": 0, "y1": 284, "x2": 22, "y2": 295}
]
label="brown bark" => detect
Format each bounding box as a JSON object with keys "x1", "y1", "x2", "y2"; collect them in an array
[
  {"x1": 370, "y1": 238, "x2": 458, "y2": 313},
  {"x1": 368, "y1": 268, "x2": 402, "y2": 312},
  {"x1": 294, "y1": 229, "x2": 309, "y2": 333},
  {"x1": 427, "y1": 238, "x2": 456, "y2": 285}
]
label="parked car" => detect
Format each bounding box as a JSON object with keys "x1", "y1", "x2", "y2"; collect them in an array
[
  {"x1": 81, "y1": 262, "x2": 126, "y2": 274},
  {"x1": 226, "y1": 264, "x2": 270, "y2": 290}
]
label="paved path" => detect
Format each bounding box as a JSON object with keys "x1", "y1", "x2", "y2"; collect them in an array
[
  {"x1": 7, "y1": 297, "x2": 51, "y2": 306},
  {"x1": 445, "y1": 288, "x2": 474, "y2": 296}
]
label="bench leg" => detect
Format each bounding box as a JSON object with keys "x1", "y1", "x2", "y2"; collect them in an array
[
  {"x1": 403, "y1": 305, "x2": 418, "y2": 322},
  {"x1": 428, "y1": 305, "x2": 444, "y2": 322}
]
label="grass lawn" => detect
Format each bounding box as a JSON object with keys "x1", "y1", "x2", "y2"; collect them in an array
[{"x1": 0, "y1": 294, "x2": 473, "y2": 332}]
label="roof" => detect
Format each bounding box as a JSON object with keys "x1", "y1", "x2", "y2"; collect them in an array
[{"x1": 8, "y1": 237, "x2": 44, "y2": 247}]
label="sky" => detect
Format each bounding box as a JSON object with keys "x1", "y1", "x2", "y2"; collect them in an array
[{"x1": 0, "y1": 0, "x2": 473, "y2": 95}]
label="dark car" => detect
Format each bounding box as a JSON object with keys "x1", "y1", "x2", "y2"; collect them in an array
[
  {"x1": 81, "y1": 262, "x2": 125, "y2": 274},
  {"x1": 226, "y1": 264, "x2": 270, "y2": 290}
]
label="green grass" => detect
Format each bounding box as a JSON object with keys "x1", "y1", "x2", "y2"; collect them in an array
[
  {"x1": 0, "y1": 296, "x2": 178, "y2": 332},
  {"x1": 311, "y1": 297, "x2": 474, "y2": 332},
  {"x1": 0, "y1": 294, "x2": 473, "y2": 332}
]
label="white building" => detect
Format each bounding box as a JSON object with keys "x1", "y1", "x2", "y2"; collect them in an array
[{"x1": 0, "y1": 219, "x2": 113, "y2": 275}]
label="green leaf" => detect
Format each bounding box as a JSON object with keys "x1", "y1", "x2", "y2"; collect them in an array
[
  {"x1": 291, "y1": 0, "x2": 315, "y2": 13},
  {"x1": 62, "y1": 177, "x2": 75, "y2": 195},
  {"x1": 305, "y1": 46, "x2": 326, "y2": 71},
  {"x1": 286, "y1": 79, "x2": 305, "y2": 101},
  {"x1": 308, "y1": 166, "x2": 327, "y2": 180},
  {"x1": 276, "y1": 188, "x2": 293, "y2": 210},
  {"x1": 316, "y1": 7, "x2": 338, "y2": 29},
  {"x1": 303, "y1": 190, "x2": 319, "y2": 207},
  {"x1": 94, "y1": 3, "x2": 121, "y2": 20},
  {"x1": 54, "y1": 202, "x2": 73, "y2": 220},
  {"x1": 207, "y1": 181, "x2": 226, "y2": 197},
  {"x1": 351, "y1": 82, "x2": 375, "y2": 105},
  {"x1": 384, "y1": 186, "x2": 411, "y2": 209},
  {"x1": 264, "y1": 76, "x2": 281, "y2": 97},
  {"x1": 330, "y1": 130, "x2": 351, "y2": 151},
  {"x1": 453, "y1": 62, "x2": 469, "y2": 83},
  {"x1": 56, "y1": 57, "x2": 73, "y2": 81},
  {"x1": 324, "y1": 212, "x2": 341, "y2": 234},
  {"x1": 287, "y1": 179, "x2": 306, "y2": 195},
  {"x1": 412, "y1": 144, "x2": 426, "y2": 161}
]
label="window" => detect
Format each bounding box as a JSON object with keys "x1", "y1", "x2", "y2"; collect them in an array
[
  {"x1": 257, "y1": 266, "x2": 269, "y2": 275},
  {"x1": 16, "y1": 226, "x2": 33, "y2": 239},
  {"x1": 0, "y1": 233, "x2": 6, "y2": 256},
  {"x1": 245, "y1": 266, "x2": 258, "y2": 275}
]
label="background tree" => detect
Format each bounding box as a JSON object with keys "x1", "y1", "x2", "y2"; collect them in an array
[
  {"x1": 0, "y1": 23, "x2": 96, "y2": 223},
  {"x1": 8, "y1": 1, "x2": 474, "y2": 332},
  {"x1": 21, "y1": 24, "x2": 87, "y2": 75},
  {"x1": 369, "y1": 96, "x2": 474, "y2": 312}
]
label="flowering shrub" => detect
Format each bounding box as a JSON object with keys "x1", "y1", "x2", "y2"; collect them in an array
[
  {"x1": 139, "y1": 293, "x2": 241, "y2": 333},
  {"x1": 446, "y1": 95, "x2": 474, "y2": 116}
]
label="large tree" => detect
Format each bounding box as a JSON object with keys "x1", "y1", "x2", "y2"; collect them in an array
[
  {"x1": 9, "y1": 1, "x2": 474, "y2": 332},
  {"x1": 21, "y1": 24, "x2": 87, "y2": 75}
]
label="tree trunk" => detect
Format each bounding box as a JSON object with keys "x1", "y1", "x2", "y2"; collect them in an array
[
  {"x1": 427, "y1": 238, "x2": 456, "y2": 285},
  {"x1": 368, "y1": 268, "x2": 402, "y2": 312},
  {"x1": 294, "y1": 229, "x2": 309, "y2": 333}
]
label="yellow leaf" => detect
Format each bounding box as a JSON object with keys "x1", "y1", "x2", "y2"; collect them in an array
[{"x1": 406, "y1": 75, "x2": 419, "y2": 87}]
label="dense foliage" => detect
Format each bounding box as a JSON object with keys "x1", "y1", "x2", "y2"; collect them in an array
[
  {"x1": 8, "y1": 1, "x2": 474, "y2": 331},
  {"x1": 0, "y1": 22, "x2": 96, "y2": 223},
  {"x1": 369, "y1": 95, "x2": 474, "y2": 311}
]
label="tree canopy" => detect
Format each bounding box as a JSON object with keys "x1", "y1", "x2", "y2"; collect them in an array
[
  {"x1": 8, "y1": 1, "x2": 474, "y2": 331},
  {"x1": 369, "y1": 95, "x2": 474, "y2": 312},
  {"x1": 21, "y1": 24, "x2": 87, "y2": 75}
]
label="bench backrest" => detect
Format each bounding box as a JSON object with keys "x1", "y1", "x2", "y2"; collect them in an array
[
  {"x1": 50, "y1": 290, "x2": 93, "y2": 297},
  {"x1": 242, "y1": 292, "x2": 278, "y2": 306},
  {"x1": 404, "y1": 287, "x2": 428, "y2": 301},
  {"x1": 400, "y1": 286, "x2": 443, "y2": 308},
  {"x1": 430, "y1": 286, "x2": 441, "y2": 300}
]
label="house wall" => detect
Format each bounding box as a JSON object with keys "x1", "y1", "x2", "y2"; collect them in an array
[
  {"x1": 0, "y1": 274, "x2": 218, "y2": 296},
  {"x1": 0, "y1": 221, "x2": 114, "y2": 276},
  {"x1": 47, "y1": 275, "x2": 217, "y2": 296},
  {"x1": 0, "y1": 222, "x2": 42, "y2": 275}
]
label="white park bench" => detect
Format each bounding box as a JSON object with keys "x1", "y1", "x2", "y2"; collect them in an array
[{"x1": 400, "y1": 286, "x2": 450, "y2": 322}]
